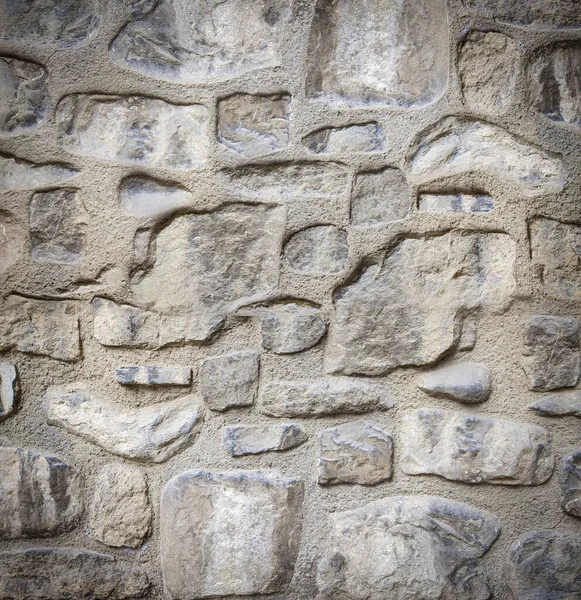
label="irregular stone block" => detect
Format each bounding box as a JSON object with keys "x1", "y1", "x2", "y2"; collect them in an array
[
  {"x1": 459, "y1": 31, "x2": 519, "y2": 116},
  {"x1": 418, "y1": 193, "x2": 494, "y2": 213},
  {"x1": 161, "y1": 469, "x2": 304, "y2": 598},
  {"x1": 56, "y1": 94, "x2": 210, "y2": 170},
  {"x1": 110, "y1": 0, "x2": 292, "y2": 84},
  {"x1": 116, "y1": 366, "x2": 191, "y2": 386},
  {"x1": 30, "y1": 189, "x2": 88, "y2": 265},
  {"x1": 0, "y1": 153, "x2": 78, "y2": 192},
  {"x1": 0, "y1": 296, "x2": 80, "y2": 362},
  {"x1": 258, "y1": 379, "x2": 390, "y2": 418},
  {"x1": 0, "y1": 56, "x2": 47, "y2": 136},
  {"x1": 459, "y1": 316, "x2": 478, "y2": 351},
  {"x1": 418, "y1": 362, "x2": 492, "y2": 404},
  {"x1": 531, "y1": 391, "x2": 581, "y2": 417},
  {"x1": 318, "y1": 421, "x2": 393, "y2": 485},
  {"x1": 522, "y1": 315, "x2": 581, "y2": 391},
  {"x1": 199, "y1": 351, "x2": 259, "y2": 412},
  {"x1": 44, "y1": 383, "x2": 203, "y2": 463},
  {"x1": 530, "y1": 217, "x2": 581, "y2": 300},
  {"x1": 131, "y1": 204, "x2": 284, "y2": 340},
  {"x1": 0, "y1": 363, "x2": 18, "y2": 420},
  {"x1": 0, "y1": 447, "x2": 83, "y2": 539},
  {"x1": 218, "y1": 93, "x2": 291, "y2": 158},
  {"x1": 317, "y1": 495, "x2": 500, "y2": 600},
  {"x1": 0, "y1": 548, "x2": 149, "y2": 600},
  {"x1": 306, "y1": 0, "x2": 449, "y2": 108},
  {"x1": 0, "y1": 211, "x2": 25, "y2": 273},
  {"x1": 303, "y1": 123, "x2": 386, "y2": 154},
  {"x1": 400, "y1": 408, "x2": 554, "y2": 485},
  {"x1": 0, "y1": 0, "x2": 100, "y2": 48},
  {"x1": 326, "y1": 231, "x2": 515, "y2": 375},
  {"x1": 284, "y1": 226, "x2": 349, "y2": 275},
  {"x1": 560, "y1": 450, "x2": 581, "y2": 517},
  {"x1": 119, "y1": 177, "x2": 192, "y2": 219},
  {"x1": 408, "y1": 117, "x2": 566, "y2": 196},
  {"x1": 351, "y1": 167, "x2": 410, "y2": 226},
  {"x1": 90, "y1": 464, "x2": 152, "y2": 548},
  {"x1": 223, "y1": 424, "x2": 307, "y2": 456},
  {"x1": 508, "y1": 531, "x2": 581, "y2": 600}
]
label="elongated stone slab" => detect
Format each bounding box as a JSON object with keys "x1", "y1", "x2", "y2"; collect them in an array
[
  {"x1": 161, "y1": 469, "x2": 304, "y2": 598},
  {"x1": 57, "y1": 94, "x2": 210, "y2": 170},
  {"x1": 0, "y1": 210, "x2": 25, "y2": 273},
  {"x1": 44, "y1": 383, "x2": 203, "y2": 463},
  {"x1": 258, "y1": 379, "x2": 390, "y2": 417},
  {"x1": 0, "y1": 153, "x2": 78, "y2": 192},
  {"x1": 400, "y1": 408, "x2": 554, "y2": 485},
  {"x1": 531, "y1": 391, "x2": 581, "y2": 417},
  {"x1": 0, "y1": 548, "x2": 149, "y2": 599},
  {"x1": 0, "y1": 447, "x2": 83, "y2": 539},
  {"x1": 317, "y1": 495, "x2": 500, "y2": 600},
  {"x1": 284, "y1": 226, "x2": 349, "y2": 275},
  {"x1": 418, "y1": 362, "x2": 492, "y2": 403},
  {"x1": 418, "y1": 193, "x2": 494, "y2": 213},
  {"x1": 119, "y1": 177, "x2": 193, "y2": 219},
  {"x1": 0, "y1": 363, "x2": 19, "y2": 420},
  {"x1": 223, "y1": 424, "x2": 307, "y2": 456},
  {"x1": 303, "y1": 123, "x2": 386, "y2": 154},
  {"x1": 116, "y1": 366, "x2": 191, "y2": 386},
  {"x1": 560, "y1": 450, "x2": 581, "y2": 517}
]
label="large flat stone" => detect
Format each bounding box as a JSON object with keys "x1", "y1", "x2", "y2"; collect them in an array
[
  {"x1": 56, "y1": 94, "x2": 210, "y2": 170},
  {"x1": 44, "y1": 383, "x2": 203, "y2": 463},
  {"x1": 0, "y1": 548, "x2": 149, "y2": 599},
  {"x1": 560, "y1": 450, "x2": 581, "y2": 517},
  {"x1": 223, "y1": 424, "x2": 307, "y2": 456},
  {"x1": 325, "y1": 231, "x2": 515, "y2": 375},
  {"x1": 418, "y1": 362, "x2": 492, "y2": 404},
  {"x1": 0, "y1": 447, "x2": 83, "y2": 539},
  {"x1": 284, "y1": 226, "x2": 349, "y2": 275},
  {"x1": 0, "y1": 363, "x2": 18, "y2": 420},
  {"x1": 400, "y1": 408, "x2": 554, "y2": 485},
  {"x1": 160, "y1": 469, "x2": 304, "y2": 598},
  {"x1": 303, "y1": 123, "x2": 386, "y2": 154},
  {"x1": 306, "y1": 0, "x2": 449, "y2": 108},
  {"x1": 119, "y1": 177, "x2": 193, "y2": 219},
  {"x1": 0, "y1": 153, "x2": 78, "y2": 192},
  {"x1": 317, "y1": 495, "x2": 500, "y2": 600}
]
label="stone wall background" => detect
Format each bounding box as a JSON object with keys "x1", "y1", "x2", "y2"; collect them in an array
[{"x1": 1, "y1": 0, "x2": 581, "y2": 598}]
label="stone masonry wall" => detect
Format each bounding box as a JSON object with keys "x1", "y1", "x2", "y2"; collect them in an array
[{"x1": 0, "y1": 0, "x2": 581, "y2": 598}]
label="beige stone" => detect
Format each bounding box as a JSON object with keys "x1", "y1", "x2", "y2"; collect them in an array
[
  {"x1": 119, "y1": 177, "x2": 193, "y2": 219},
  {"x1": 418, "y1": 193, "x2": 494, "y2": 213},
  {"x1": 303, "y1": 123, "x2": 385, "y2": 154},
  {"x1": 530, "y1": 390, "x2": 581, "y2": 417},
  {"x1": 0, "y1": 210, "x2": 25, "y2": 273},
  {"x1": 284, "y1": 226, "x2": 349, "y2": 275},
  {"x1": 0, "y1": 153, "x2": 78, "y2": 192},
  {"x1": 223, "y1": 424, "x2": 308, "y2": 456},
  {"x1": 116, "y1": 366, "x2": 191, "y2": 386},
  {"x1": 0, "y1": 363, "x2": 18, "y2": 420},
  {"x1": 418, "y1": 362, "x2": 492, "y2": 404}
]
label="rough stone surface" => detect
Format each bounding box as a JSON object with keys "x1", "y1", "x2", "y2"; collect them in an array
[
  {"x1": 418, "y1": 193, "x2": 494, "y2": 213},
  {"x1": 317, "y1": 421, "x2": 393, "y2": 485},
  {"x1": 0, "y1": 211, "x2": 24, "y2": 274},
  {"x1": 351, "y1": 167, "x2": 410, "y2": 226},
  {"x1": 400, "y1": 408, "x2": 554, "y2": 485},
  {"x1": 218, "y1": 93, "x2": 291, "y2": 158},
  {"x1": 284, "y1": 226, "x2": 349, "y2": 275},
  {"x1": 199, "y1": 351, "x2": 260, "y2": 412},
  {"x1": 0, "y1": 548, "x2": 149, "y2": 599},
  {"x1": 223, "y1": 424, "x2": 308, "y2": 456},
  {"x1": 89, "y1": 464, "x2": 152, "y2": 548},
  {"x1": 0, "y1": 363, "x2": 18, "y2": 421},
  {"x1": 306, "y1": 0, "x2": 449, "y2": 108},
  {"x1": 258, "y1": 379, "x2": 390, "y2": 418},
  {"x1": 119, "y1": 177, "x2": 192, "y2": 219},
  {"x1": 522, "y1": 315, "x2": 581, "y2": 391},
  {"x1": 508, "y1": 531, "x2": 581, "y2": 600},
  {"x1": 408, "y1": 117, "x2": 566, "y2": 196},
  {"x1": 531, "y1": 391, "x2": 581, "y2": 417},
  {"x1": 56, "y1": 94, "x2": 210, "y2": 170},
  {"x1": 418, "y1": 362, "x2": 492, "y2": 404},
  {"x1": 0, "y1": 153, "x2": 78, "y2": 191},
  {"x1": 326, "y1": 231, "x2": 515, "y2": 375},
  {"x1": 0, "y1": 447, "x2": 83, "y2": 539},
  {"x1": 44, "y1": 383, "x2": 204, "y2": 463},
  {"x1": 317, "y1": 495, "x2": 500, "y2": 600},
  {"x1": 30, "y1": 189, "x2": 88, "y2": 265},
  {"x1": 110, "y1": 0, "x2": 293, "y2": 84},
  {"x1": 303, "y1": 123, "x2": 385, "y2": 154},
  {"x1": 116, "y1": 366, "x2": 191, "y2": 386},
  {"x1": 160, "y1": 469, "x2": 304, "y2": 598},
  {"x1": 560, "y1": 450, "x2": 581, "y2": 517}
]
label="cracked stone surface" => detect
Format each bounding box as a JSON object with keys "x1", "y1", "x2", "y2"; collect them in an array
[
  {"x1": 0, "y1": 153, "x2": 78, "y2": 192},
  {"x1": 119, "y1": 177, "x2": 193, "y2": 219},
  {"x1": 0, "y1": 363, "x2": 18, "y2": 421},
  {"x1": 284, "y1": 226, "x2": 349, "y2": 275},
  {"x1": 303, "y1": 123, "x2": 386, "y2": 154},
  {"x1": 560, "y1": 450, "x2": 581, "y2": 517},
  {"x1": 223, "y1": 424, "x2": 308, "y2": 456},
  {"x1": 417, "y1": 362, "x2": 492, "y2": 404}
]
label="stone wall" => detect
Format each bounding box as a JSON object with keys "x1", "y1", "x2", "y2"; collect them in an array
[{"x1": 0, "y1": 0, "x2": 580, "y2": 598}]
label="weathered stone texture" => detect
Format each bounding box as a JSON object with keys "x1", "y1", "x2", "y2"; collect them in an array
[
  {"x1": 317, "y1": 495, "x2": 500, "y2": 600},
  {"x1": 418, "y1": 193, "x2": 494, "y2": 213},
  {"x1": 522, "y1": 315, "x2": 581, "y2": 391},
  {"x1": 0, "y1": 211, "x2": 24, "y2": 273},
  {"x1": 0, "y1": 153, "x2": 78, "y2": 192},
  {"x1": 0, "y1": 447, "x2": 83, "y2": 539},
  {"x1": 44, "y1": 383, "x2": 203, "y2": 463},
  {"x1": 0, "y1": 363, "x2": 18, "y2": 420},
  {"x1": 89, "y1": 464, "x2": 152, "y2": 548},
  {"x1": 418, "y1": 362, "x2": 492, "y2": 404},
  {"x1": 56, "y1": 94, "x2": 210, "y2": 170},
  {"x1": 318, "y1": 421, "x2": 393, "y2": 485},
  {"x1": 560, "y1": 450, "x2": 581, "y2": 517},
  {"x1": 303, "y1": 123, "x2": 385, "y2": 154},
  {"x1": 284, "y1": 226, "x2": 349, "y2": 275},
  {"x1": 400, "y1": 408, "x2": 554, "y2": 485},
  {"x1": 531, "y1": 391, "x2": 581, "y2": 417},
  {"x1": 119, "y1": 177, "x2": 192, "y2": 219},
  {"x1": 223, "y1": 424, "x2": 308, "y2": 456},
  {"x1": 160, "y1": 469, "x2": 304, "y2": 598},
  {"x1": 116, "y1": 366, "x2": 191, "y2": 386}
]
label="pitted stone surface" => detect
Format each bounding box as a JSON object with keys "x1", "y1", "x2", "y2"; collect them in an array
[
  {"x1": 303, "y1": 123, "x2": 386, "y2": 154},
  {"x1": 116, "y1": 366, "x2": 191, "y2": 386},
  {"x1": 56, "y1": 94, "x2": 210, "y2": 170},
  {"x1": 119, "y1": 177, "x2": 193, "y2": 219},
  {"x1": 326, "y1": 231, "x2": 515, "y2": 375},
  {"x1": 317, "y1": 421, "x2": 393, "y2": 485},
  {"x1": 284, "y1": 226, "x2": 349, "y2": 275},
  {"x1": 0, "y1": 447, "x2": 83, "y2": 539},
  {"x1": 110, "y1": 0, "x2": 292, "y2": 84},
  {"x1": 160, "y1": 469, "x2": 304, "y2": 598},
  {"x1": 218, "y1": 93, "x2": 291, "y2": 158},
  {"x1": 522, "y1": 315, "x2": 581, "y2": 391},
  {"x1": 400, "y1": 408, "x2": 554, "y2": 485},
  {"x1": 223, "y1": 424, "x2": 308, "y2": 456},
  {"x1": 44, "y1": 383, "x2": 203, "y2": 463},
  {"x1": 0, "y1": 211, "x2": 25, "y2": 274},
  {"x1": 0, "y1": 153, "x2": 78, "y2": 192},
  {"x1": 306, "y1": 0, "x2": 449, "y2": 108},
  {"x1": 89, "y1": 464, "x2": 152, "y2": 548},
  {"x1": 418, "y1": 193, "x2": 494, "y2": 213},
  {"x1": 0, "y1": 548, "x2": 149, "y2": 599},
  {"x1": 531, "y1": 391, "x2": 581, "y2": 417},
  {"x1": 0, "y1": 363, "x2": 18, "y2": 421},
  {"x1": 560, "y1": 450, "x2": 581, "y2": 517},
  {"x1": 418, "y1": 362, "x2": 492, "y2": 404},
  {"x1": 317, "y1": 495, "x2": 500, "y2": 600}
]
